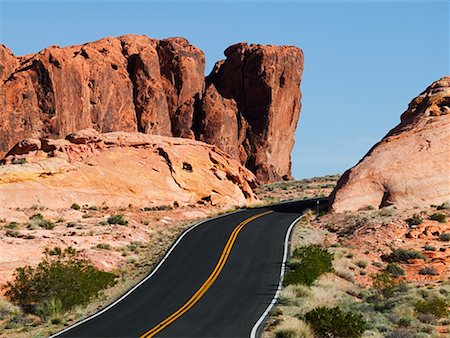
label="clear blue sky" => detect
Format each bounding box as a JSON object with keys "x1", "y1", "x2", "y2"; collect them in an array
[{"x1": 1, "y1": 0, "x2": 448, "y2": 178}]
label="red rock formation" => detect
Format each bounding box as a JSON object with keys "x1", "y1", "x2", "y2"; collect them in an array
[
  {"x1": 0, "y1": 35, "x2": 303, "y2": 183},
  {"x1": 0, "y1": 129, "x2": 258, "y2": 208},
  {"x1": 198, "y1": 43, "x2": 304, "y2": 182},
  {"x1": 330, "y1": 77, "x2": 450, "y2": 212}
]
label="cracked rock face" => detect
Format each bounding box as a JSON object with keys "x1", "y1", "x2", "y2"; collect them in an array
[
  {"x1": 0, "y1": 129, "x2": 257, "y2": 208},
  {"x1": 198, "y1": 43, "x2": 304, "y2": 182},
  {"x1": 330, "y1": 77, "x2": 450, "y2": 212},
  {"x1": 0, "y1": 35, "x2": 303, "y2": 183}
]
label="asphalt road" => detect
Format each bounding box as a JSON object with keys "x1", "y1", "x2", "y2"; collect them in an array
[{"x1": 54, "y1": 198, "x2": 328, "y2": 338}]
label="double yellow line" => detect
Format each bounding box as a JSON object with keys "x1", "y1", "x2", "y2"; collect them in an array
[{"x1": 140, "y1": 210, "x2": 273, "y2": 338}]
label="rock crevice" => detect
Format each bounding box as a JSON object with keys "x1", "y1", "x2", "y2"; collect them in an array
[{"x1": 0, "y1": 35, "x2": 303, "y2": 183}]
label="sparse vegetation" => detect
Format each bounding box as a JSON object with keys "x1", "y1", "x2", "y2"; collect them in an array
[
  {"x1": 438, "y1": 233, "x2": 450, "y2": 241},
  {"x1": 5, "y1": 247, "x2": 116, "y2": 318},
  {"x1": 429, "y1": 213, "x2": 446, "y2": 223},
  {"x1": 436, "y1": 202, "x2": 450, "y2": 210},
  {"x1": 107, "y1": 214, "x2": 128, "y2": 225},
  {"x1": 70, "y1": 203, "x2": 81, "y2": 210},
  {"x1": 386, "y1": 263, "x2": 405, "y2": 277},
  {"x1": 418, "y1": 266, "x2": 438, "y2": 276},
  {"x1": 355, "y1": 259, "x2": 368, "y2": 268},
  {"x1": 283, "y1": 244, "x2": 333, "y2": 286},
  {"x1": 382, "y1": 249, "x2": 425, "y2": 263},
  {"x1": 415, "y1": 297, "x2": 449, "y2": 318},
  {"x1": 96, "y1": 243, "x2": 112, "y2": 250},
  {"x1": 405, "y1": 214, "x2": 423, "y2": 226},
  {"x1": 28, "y1": 213, "x2": 55, "y2": 230},
  {"x1": 304, "y1": 306, "x2": 366, "y2": 338}
]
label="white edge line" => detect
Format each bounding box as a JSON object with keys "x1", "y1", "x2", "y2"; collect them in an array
[
  {"x1": 49, "y1": 208, "x2": 246, "y2": 338},
  {"x1": 249, "y1": 214, "x2": 305, "y2": 338}
]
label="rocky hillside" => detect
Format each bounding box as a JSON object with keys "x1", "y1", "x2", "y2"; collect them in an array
[
  {"x1": 0, "y1": 35, "x2": 303, "y2": 182},
  {"x1": 0, "y1": 129, "x2": 257, "y2": 209},
  {"x1": 330, "y1": 77, "x2": 450, "y2": 212}
]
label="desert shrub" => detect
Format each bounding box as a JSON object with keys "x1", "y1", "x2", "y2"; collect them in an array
[
  {"x1": 386, "y1": 263, "x2": 405, "y2": 277},
  {"x1": 373, "y1": 271, "x2": 399, "y2": 297},
  {"x1": 405, "y1": 214, "x2": 423, "y2": 226},
  {"x1": 28, "y1": 213, "x2": 54, "y2": 230},
  {"x1": 6, "y1": 230, "x2": 21, "y2": 238},
  {"x1": 5, "y1": 247, "x2": 116, "y2": 316},
  {"x1": 429, "y1": 213, "x2": 446, "y2": 223},
  {"x1": 283, "y1": 244, "x2": 333, "y2": 286},
  {"x1": 304, "y1": 306, "x2": 366, "y2": 337},
  {"x1": 385, "y1": 329, "x2": 418, "y2": 338},
  {"x1": 382, "y1": 249, "x2": 425, "y2": 263},
  {"x1": 96, "y1": 243, "x2": 112, "y2": 250},
  {"x1": 356, "y1": 260, "x2": 368, "y2": 268},
  {"x1": 436, "y1": 202, "x2": 450, "y2": 210},
  {"x1": 12, "y1": 158, "x2": 27, "y2": 165},
  {"x1": 418, "y1": 266, "x2": 438, "y2": 276},
  {"x1": 422, "y1": 245, "x2": 436, "y2": 251},
  {"x1": 5, "y1": 222, "x2": 19, "y2": 229},
  {"x1": 107, "y1": 214, "x2": 128, "y2": 225},
  {"x1": 438, "y1": 233, "x2": 450, "y2": 241},
  {"x1": 36, "y1": 297, "x2": 63, "y2": 323},
  {"x1": 143, "y1": 205, "x2": 173, "y2": 211},
  {"x1": 372, "y1": 261, "x2": 383, "y2": 268},
  {"x1": 0, "y1": 299, "x2": 21, "y2": 320},
  {"x1": 415, "y1": 297, "x2": 449, "y2": 318},
  {"x1": 70, "y1": 203, "x2": 81, "y2": 210}
]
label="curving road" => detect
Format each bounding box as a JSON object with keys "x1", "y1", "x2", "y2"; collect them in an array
[{"x1": 53, "y1": 198, "x2": 328, "y2": 338}]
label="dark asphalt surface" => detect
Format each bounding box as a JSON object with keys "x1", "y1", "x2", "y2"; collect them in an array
[{"x1": 55, "y1": 198, "x2": 328, "y2": 338}]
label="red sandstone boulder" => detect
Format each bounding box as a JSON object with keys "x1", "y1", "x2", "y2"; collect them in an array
[{"x1": 330, "y1": 77, "x2": 450, "y2": 212}]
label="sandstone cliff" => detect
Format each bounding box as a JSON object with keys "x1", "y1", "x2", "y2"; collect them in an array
[
  {"x1": 330, "y1": 77, "x2": 450, "y2": 212},
  {"x1": 0, "y1": 35, "x2": 303, "y2": 182},
  {"x1": 0, "y1": 129, "x2": 257, "y2": 209}
]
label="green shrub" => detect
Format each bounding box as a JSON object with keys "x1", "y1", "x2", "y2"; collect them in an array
[
  {"x1": 418, "y1": 266, "x2": 438, "y2": 276},
  {"x1": 386, "y1": 263, "x2": 405, "y2": 277},
  {"x1": 405, "y1": 214, "x2": 423, "y2": 226},
  {"x1": 283, "y1": 244, "x2": 333, "y2": 286},
  {"x1": 96, "y1": 243, "x2": 112, "y2": 250},
  {"x1": 28, "y1": 213, "x2": 54, "y2": 230},
  {"x1": 107, "y1": 214, "x2": 128, "y2": 225},
  {"x1": 373, "y1": 271, "x2": 399, "y2": 297},
  {"x1": 438, "y1": 233, "x2": 450, "y2": 241},
  {"x1": 5, "y1": 222, "x2": 19, "y2": 229},
  {"x1": 429, "y1": 213, "x2": 446, "y2": 223},
  {"x1": 382, "y1": 249, "x2": 425, "y2": 263},
  {"x1": 304, "y1": 306, "x2": 366, "y2": 337},
  {"x1": 5, "y1": 247, "x2": 116, "y2": 316},
  {"x1": 356, "y1": 260, "x2": 368, "y2": 268},
  {"x1": 422, "y1": 245, "x2": 436, "y2": 251},
  {"x1": 70, "y1": 203, "x2": 81, "y2": 210},
  {"x1": 415, "y1": 297, "x2": 449, "y2": 318}
]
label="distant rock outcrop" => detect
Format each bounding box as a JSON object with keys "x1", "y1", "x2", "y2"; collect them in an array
[
  {"x1": 330, "y1": 77, "x2": 450, "y2": 212},
  {"x1": 0, "y1": 129, "x2": 257, "y2": 208},
  {"x1": 0, "y1": 35, "x2": 303, "y2": 182},
  {"x1": 198, "y1": 43, "x2": 304, "y2": 182}
]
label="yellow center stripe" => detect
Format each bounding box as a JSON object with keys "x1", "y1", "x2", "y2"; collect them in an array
[{"x1": 140, "y1": 210, "x2": 273, "y2": 338}]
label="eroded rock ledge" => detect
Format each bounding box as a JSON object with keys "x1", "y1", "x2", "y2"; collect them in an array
[
  {"x1": 0, "y1": 129, "x2": 258, "y2": 209},
  {"x1": 0, "y1": 35, "x2": 303, "y2": 182}
]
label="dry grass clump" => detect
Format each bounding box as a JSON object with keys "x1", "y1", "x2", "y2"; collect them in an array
[{"x1": 273, "y1": 316, "x2": 315, "y2": 338}]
